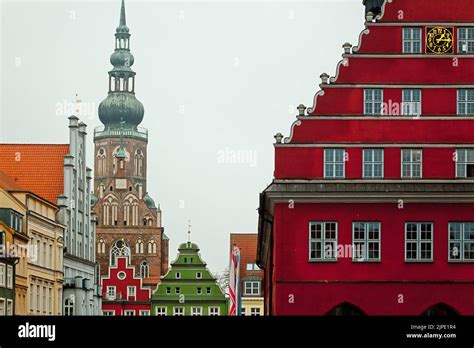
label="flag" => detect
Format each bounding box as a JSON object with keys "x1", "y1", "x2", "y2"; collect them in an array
[{"x1": 229, "y1": 245, "x2": 240, "y2": 316}]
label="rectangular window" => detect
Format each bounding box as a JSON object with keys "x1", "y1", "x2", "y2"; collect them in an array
[
  {"x1": 155, "y1": 307, "x2": 167, "y2": 316},
  {"x1": 458, "y1": 28, "x2": 474, "y2": 53},
  {"x1": 0, "y1": 231, "x2": 4, "y2": 248},
  {"x1": 36, "y1": 285, "x2": 40, "y2": 312},
  {"x1": 6, "y1": 265, "x2": 13, "y2": 289},
  {"x1": 127, "y1": 286, "x2": 136, "y2": 299},
  {"x1": 139, "y1": 310, "x2": 150, "y2": 316},
  {"x1": 458, "y1": 90, "x2": 474, "y2": 115},
  {"x1": 456, "y1": 149, "x2": 474, "y2": 178},
  {"x1": 191, "y1": 307, "x2": 203, "y2": 316},
  {"x1": 244, "y1": 281, "x2": 261, "y2": 296},
  {"x1": 353, "y1": 222, "x2": 381, "y2": 261},
  {"x1": 106, "y1": 286, "x2": 116, "y2": 300},
  {"x1": 48, "y1": 288, "x2": 52, "y2": 314},
  {"x1": 250, "y1": 308, "x2": 262, "y2": 316},
  {"x1": 405, "y1": 223, "x2": 433, "y2": 262},
  {"x1": 29, "y1": 283, "x2": 33, "y2": 312},
  {"x1": 123, "y1": 310, "x2": 135, "y2": 316},
  {"x1": 403, "y1": 28, "x2": 422, "y2": 53},
  {"x1": 401, "y1": 149, "x2": 422, "y2": 178},
  {"x1": 402, "y1": 89, "x2": 422, "y2": 116},
  {"x1": 364, "y1": 89, "x2": 383, "y2": 115},
  {"x1": 166, "y1": 287, "x2": 171, "y2": 295},
  {"x1": 209, "y1": 307, "x2": 220, "y2": 316},
  {"x1": 0, "y1": 264, "x2": 5, "y2": 287},
  {"x1": 175, "y1": 287, "x2": 180, "y2": 294},
  {"x1": 246, "y1": 263, "x2": 260, "y2": 271},
  {"x1": 49, "y1": 244, "x2": 53, "y2": 269},
  {"x1": 42, "y1": 286, "x2": 46, "y2": 313},
  {"x1": 206, "y1": 287, "x2": 211, "y2": 295},
  {"x1": 0, "y1": 298, "x2": 5, "y2": 315},
  {"x1": 102, "y1": 310, "x2": 115, "y2": 316},
  {"x1": 196, "y1": 272, "x2": 202, "y2": 279},
  {"x1": 241, "y1": 307, "x2": 246, "y2": 316},
  {"x1": 309, "y1": 222, "x2": 338, "y2": 261},
  {"x1": 363, "y1": 149, "x2": 384, "y2": 178},
  {"x1": 197, "y1": 287, "x2": 202, "y2": 295},
  {"x1": 449, "y1": 223, "x2": 474, "y2": 262},
  {"x1": 324, "y1": 149, "x2": 345, "y2": 179},
  {"x1": 7, "y1": 299, "x2": 13, "y2": 316},
  {"x1": 173, "y1": 307, "x2": 184, "y2": 316}
]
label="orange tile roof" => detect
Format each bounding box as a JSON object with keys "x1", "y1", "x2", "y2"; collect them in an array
[
  {"x1": 0, "y1": 170, "x2": 21, "y2": 191},
  {"x1": 0, "y1": 144, "x2": 69, "y2": 204}
]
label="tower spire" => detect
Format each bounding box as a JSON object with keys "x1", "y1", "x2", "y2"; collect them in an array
[
  {"x1": 98, "y1": 0, "x2": 144, "y2": 131},
  {"x1": 120, "y1": 0, "x2": 126, "y2": 27},
  {"x1": 188, "y1": 220, "x2": 192, "y2": 243}
]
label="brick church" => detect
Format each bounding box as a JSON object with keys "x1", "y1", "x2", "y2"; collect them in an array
[{"x1": 92, "y1": 0, "x2": 169, "y2": 297}]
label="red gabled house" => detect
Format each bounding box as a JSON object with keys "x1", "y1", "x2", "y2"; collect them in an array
[
  {"x1": 257, "y1": 0, "x2": 474, "y2": 316},
  {"x1": 101, "y1": 256, "x2": 151, "y2": 316}
]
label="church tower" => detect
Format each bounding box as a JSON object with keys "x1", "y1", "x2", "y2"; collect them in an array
[{"x1": 93, "y1": 0, "x2": 169, "y2": 290}]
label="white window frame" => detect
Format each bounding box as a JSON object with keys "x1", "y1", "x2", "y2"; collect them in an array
[
  {"x1": 449, "y1": 223, "x2": 474, "y2": 262},
  {"x1": 6, "y1": 265, "x2": 13, "y2": 289},
  {"x1": 123, "y1": 310, "x2": 135, "y2": 316},
  {"x1": 405, "y1": 222, "x2": 433, "y2": 262},
  {"x1": 173, "y1": 307, "x2": 184, "y2": 316},
  {"x1": 155, "y1": 307, "x2": 167, "y2": 316},
  {"x1": 0, "y1": 264, "x2": 5, "y2": 287},
  {"x1": 165, "y1": 287, "x2": 171, "y2": 295},
  {"x1": 364, "y1": 89, "x2": 383, "y2": 115},
  {"x1": 324, "y1": 149, "x2": 345, "y2": 179},
  {"x1": 352, "y1": 222, "x2": 381, "y2": 262},
  {"x1": 456, "y1": 149, "x2": 474, "y2": 178},
  {"x1": 402, "y1": 89, "x2": 422, "y2": 116},
  {"x1": 457, "y1": 89, "x2": 474, "y2": 116},
  {"x1": 309, "y1": 222, "x2": 338, "y2": 261},
  {"x1": 197, "y1": 287, "x2": 202, "y2": 295},
  {"x1": 403, "y1": 28, "x2": 422, "y2": 53},
  {"x1": 175, "y1": 272, "x2": 181, "y2": 279},
  {"x1": 191, "y1": 306, "x2": 203, "y2": 316},
  {"x1": 246, "y1": 263, "x2": 259, "y2": 271},
  {"x1": 102, "y1": 310, "x2": 115, "y2": 316},
  {"x1": 106, "y1": 286, "x2": 116, "y2": 300},
  {"x1": 363, "y1": 149, "x2": 384, "y2": 179},
  {"x1": 401, "y1": 149, "x2": 423, "y2": 178},
  {"x1": 196, "y1": 272, "x2": 202, "y2": 279},
  {"x1": 243, "y1": 281, "x2": 261, "y2": 296},
  {"x1": 0, "y1": 298, "x2": 5, "y2": 315},
  {"x1": 458, "y1": 28, "x2": 474, "y2": 53},
  {"x1": 139, "y1": 310, "x2": 150, "y2": 316},
  {"x1": 208, "y1": 306, "x2": 220, "y2": 316},
  {"x1": 7, "y1": 299, "x2": 13, "y2": 315},
  {"x1": 127, "y1": 286, "x2": 136, "y2": 299}
]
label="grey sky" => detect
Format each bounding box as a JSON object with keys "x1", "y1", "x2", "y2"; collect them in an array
[{"x1": 1, "y1": 0, "x2": 363, "y2": 273}]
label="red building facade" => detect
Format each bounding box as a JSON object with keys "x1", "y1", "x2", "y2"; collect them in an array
[
  {"x1": 257, "y1": 0, "x2": 474, "y2": 316},
  {"x1": 101, "y1": 257, "x2": 151, "y2": 316}
]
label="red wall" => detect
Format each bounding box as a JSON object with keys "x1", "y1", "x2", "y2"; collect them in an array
[
  {"x1": 275, "y1": 147, "x2": 456, "y2": 179},
  {"x1": 101, "y1": 257, "x2": 151, "y2": 316},
  {"x1": 271, "y1": 202, "x2": 474, "y2": 315},
  {"x1": 312, "y1": 88, "x2": 458, "y2": 116}
]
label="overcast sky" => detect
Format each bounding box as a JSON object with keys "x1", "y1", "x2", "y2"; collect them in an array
[{"x1": 0, "y1": 0, "x2": 363, "y2": 273}]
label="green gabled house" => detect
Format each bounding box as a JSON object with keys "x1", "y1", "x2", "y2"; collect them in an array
[{"x1": 151, "y1": 239, "x2": 228, "y2": 316}]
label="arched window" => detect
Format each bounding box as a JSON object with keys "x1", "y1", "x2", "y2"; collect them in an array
[
  {"x1": 135, "y1": 239, "x2": 144, "y2": 254},
  {"x1": 103, "y1": 203, "x2": 110, "y2": 226},
  {"x1": 140, "y1": 261, "x2": 149, "y2": 278},
  {"x1": 97, "y1": 148, "x2": 106, "y2": 176},
  {"x1": 103, "y1": 196, "x2": 118, "y2": 226},
  {"x1": 134, "y1": 149, "x2": 144, "y2": 176},
  {"x1": 64, "y1": 297, "x2": 75, "y2": 316},
  {"x1": 110, "y1": 240, "x2": 131, "y2": 266},
  {"x1": 148, "y1": 239, "x2": 157, "y2": 254},
  {"x1": 112, "y1": 147, "x2": 129, "y2": 175},
  {"x1": 123, "y1": 195, "x2": 139, "y2": 226},
  {"x1": 98, "y1": 239, "x2": 105, "y2": 254}
]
